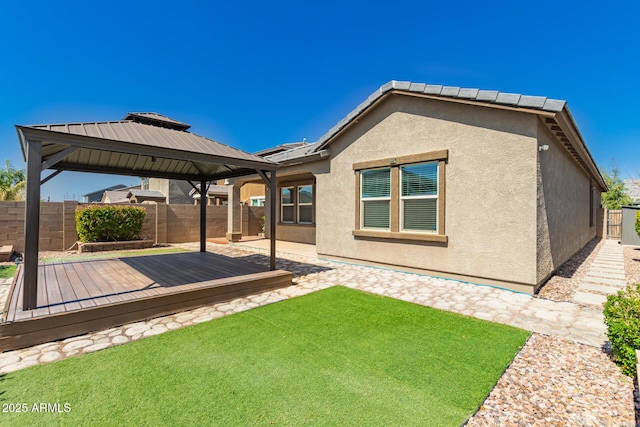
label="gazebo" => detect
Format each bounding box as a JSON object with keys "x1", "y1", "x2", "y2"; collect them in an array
[{"x1": 2, "y1": 113, "x2": 288, "y2": 350}]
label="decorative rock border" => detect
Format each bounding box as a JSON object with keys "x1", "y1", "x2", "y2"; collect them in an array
[{"x1": 78, "y1": 239, "x2": 154, "y2": 253}]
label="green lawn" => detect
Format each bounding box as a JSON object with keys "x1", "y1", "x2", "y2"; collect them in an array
[
  {"x1": 0, "y1": 286, "x2": 529, "y2": 426},
  {"x1": 0, "y1": 265, "x2": 16, "y2": 279},
  {"x1": 41, "y1": 247, "x2": 189, "y2": 263}
]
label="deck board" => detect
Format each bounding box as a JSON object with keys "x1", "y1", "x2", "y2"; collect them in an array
[
  {"x1": 44, "y1": 264, "x2": 66, "y2": 315},
  {"x1": 0, "y1": 251, "x2": 292, "y2": 351}
]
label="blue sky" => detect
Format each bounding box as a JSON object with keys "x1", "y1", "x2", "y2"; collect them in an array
[{"x1": 1, "y1": 1, "x2": 638, "y2": 201}]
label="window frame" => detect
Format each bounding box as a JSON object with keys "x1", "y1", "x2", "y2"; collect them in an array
[
  {"x1": 278, "y1": 182, "x2": 315, "y2": 226},
  {"x1": 360, "y1": 167, "x2": 392, "y2": 231},
  {"x1": 400, "y1": 162, "x2": 439, "y2": 233},
  {"x1": 297, "y1": 185, "x2": 314, "y2": 224},
  {"x1": 352, "y1": 150, "x2": 448, "y2": 243},
  {"x1": 280, "y1": 186, "x2": 295, "y2": 224}
]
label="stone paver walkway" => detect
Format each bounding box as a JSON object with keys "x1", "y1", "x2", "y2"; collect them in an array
[
  {"x1": 573, "y1": 239, "x2": 625, "y2": 306},
  {"x1": 0, "y1": 242, "x2": 608, "y2": 374}
]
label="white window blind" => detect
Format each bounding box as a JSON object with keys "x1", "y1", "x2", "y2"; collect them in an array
[
  {"x1": 401, "y1": 162, "x2": 438, "y2": 232},
  {"x1": 361, "y1": 168, "x2": 390, "y2": 229}
]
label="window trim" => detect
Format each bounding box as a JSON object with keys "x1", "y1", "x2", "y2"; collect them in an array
[
  {"x1": 400, "y1": 162, "x2": 439, "y2": 233},
  {"x1": 278, "y1": 182, "x2": 315, "y2": 226},
  {"x1": 297, "y1": 185, "x2": 314, "y2": 224},
  {"x1": 353, "y1": 150, "x2": 448, "y2": 243},
  {"x1": 360, "y1": 167, "x2": 391, "y2": 230}
]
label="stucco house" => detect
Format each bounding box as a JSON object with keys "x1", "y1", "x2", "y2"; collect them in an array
[{"x1": 230, "y1": 81, "x2": 607, "y2": 294}]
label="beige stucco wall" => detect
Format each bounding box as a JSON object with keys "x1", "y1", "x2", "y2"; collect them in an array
[
  {"x1": 536, "y1": 122, "x2": 598, "y2": 284},
  {"x1": 315, "y1": 95, "x2": 540, "y2": 291}
]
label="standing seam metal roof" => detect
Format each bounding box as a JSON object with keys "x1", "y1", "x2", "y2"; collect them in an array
[{"x1": 18, "y1": 116, "x2": 275, "y2": 182}]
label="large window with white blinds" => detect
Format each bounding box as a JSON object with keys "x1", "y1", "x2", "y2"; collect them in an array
[
  {"x1": 401, "y1": 162, "x2": 438, "y2": 232},
  {"x1": 361, "y1": 168, "x2": 391, "y2": 229},
  {"x1": 354, "y1": 150, "x2": 447, "y2": 241}
]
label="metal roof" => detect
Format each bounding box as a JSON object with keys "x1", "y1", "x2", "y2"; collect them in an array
[
  {"x1": 122, "y1": 112, "x2": 191, "y2": 131},
  {"x1": 17, "y1": 116, "x2": 276, "y2": 182}
]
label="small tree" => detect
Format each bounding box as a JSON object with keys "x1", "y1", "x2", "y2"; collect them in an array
[
  {"x1": 601, "y1": 166, "x2": 632, "y2": 209},
  {"x1": 0, "y1": 161, "x2": 26, "y2": 201}
]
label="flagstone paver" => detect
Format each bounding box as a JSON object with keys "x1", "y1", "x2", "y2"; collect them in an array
[{"x1": 573, "y1": 240, "x2": 625, "y2": 306}]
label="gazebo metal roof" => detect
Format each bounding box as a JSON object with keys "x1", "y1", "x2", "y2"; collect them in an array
[
  {"x1": 16, "y1": 113, "x2": 278, "y2": 311},
  {"x1": 17, "y1": 118, "x2": 275, "y2": 182}
]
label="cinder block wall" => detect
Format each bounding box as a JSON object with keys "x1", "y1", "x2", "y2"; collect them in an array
[{"x1": 0, "y1": 202, "x2": 264, "y2": 252}]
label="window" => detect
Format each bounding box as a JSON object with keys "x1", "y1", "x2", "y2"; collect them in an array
[
  {"x1": 280, "y1": 184, "x2": 314, "y2": 225},
  {"x1": 353, "y1": 150, "x2": 447, "y2": 243},
  {"x1": 298, "y1": 185, "x2": 313, "y2": 224},
  {"x1": 250, "y1": 196, "x2": 265, "y2": 207},
  {"x1": 141, "y1": 177, "x2": 149, "y2": 190},
  {"x1": 401, "y1": 162, "x2": 438, "y2": 232},
  {"x1": 361, "y1": 168, "x2": 391, "y2": 230},
  {"x1": 281, "y1": 187, "x2": 294, "y2": 223}
]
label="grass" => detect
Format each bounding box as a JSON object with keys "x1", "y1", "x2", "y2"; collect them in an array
[
  {"x1": 41, "y1": 247, "x2": 189, "y2": 263},
  {"x1": 0, "y1": 286, "x2": 529, "y2": 426},
  {"x1": 0, "y1": 265, "x2": 16, "y2": 279}
]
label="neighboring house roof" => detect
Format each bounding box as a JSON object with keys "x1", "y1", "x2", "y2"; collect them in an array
[
  {"x1": 265, "y1": 80, "x2": 606, "y2": 191},
  {"x1": 253, "y1": 141, "x2": 309, "y2": 157},
  {"x1": 624, "y1": 179, "x2": 640, "y2": 204},
  {"x1": 82, "y1": 184, "x2": 127, "y2": 198},
  {"x1": 188, "y1": 184, "x2": 229, "y2": 198},
  {"x1": 102, "y1": 190, "x2": 130, "y2": 203},
  {"x1": 126, "y1": 189, "x2": 166, "y2": 200},
  {"x1": 122, "y1": 112, "x2": 191, "y2": 131}
]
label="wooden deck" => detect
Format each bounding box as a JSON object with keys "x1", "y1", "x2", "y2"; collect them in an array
[{"x1": 0, "y1": 252, "x2": 292, "y2": 351}]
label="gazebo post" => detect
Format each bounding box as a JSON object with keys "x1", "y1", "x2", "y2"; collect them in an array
[
  {"x1": 200, "y1": 179, "x2": 207, "y2": 252},
  {"x1": 23, "y1": 138, "x2": 42, "y2": 310},
  {"x1": 269, "y1": 170, "x2": 276, "y2": 271}
]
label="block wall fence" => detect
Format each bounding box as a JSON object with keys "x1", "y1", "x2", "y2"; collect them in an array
[{"x1": 0, "y1": 201, "x2": 264, "y2": 252}]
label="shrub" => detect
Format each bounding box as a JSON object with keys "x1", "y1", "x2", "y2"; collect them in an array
[
  {"x1": 603, "y1": 284, "x2": 640, "y2": 376},
  {"x1": 76, "y1": 205, "x2": 146, "y2": 243},
  {"x1": 636, "y1": 211, "x2": 640, "y2": 237}
]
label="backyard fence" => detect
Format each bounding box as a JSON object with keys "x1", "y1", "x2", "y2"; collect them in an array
[
  {"x1": 0, "y1": 201, "x2": 264, "y2": 252},
  {"x1": 607, "y1": 209, "x2": 622, "y2": 240}
]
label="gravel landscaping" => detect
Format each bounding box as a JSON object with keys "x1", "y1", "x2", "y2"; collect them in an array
[{"x1": 537, "y1": 238, "x2": 604, "y2": 302}]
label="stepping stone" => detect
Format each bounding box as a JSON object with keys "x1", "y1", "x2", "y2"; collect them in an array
[
  {"x1": 573, "y1": 291, "x2": 608, "y2": 305},
  {"x1": 583, "y1": 276, "x2": 626, "y2": 287},
  {"x1": 578, "y1": 283, "x2": 621, "y2": 295},
  {"x1": 587, "y1": 271, "x2": 626, "y2": 280},
  {"x1": 591, "y1": 262, "x2": 624, "y2": 268}
]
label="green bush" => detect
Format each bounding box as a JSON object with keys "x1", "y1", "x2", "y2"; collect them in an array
[
  {"x1": 75, "y1": 205, "x2": 146, "y2": 243},
  {"x1": 635, "y1": 211, "x2": 640, "y2": 237},
  {"x1": 603, "y1": 284, "x2": 640, "y2": 376}
]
